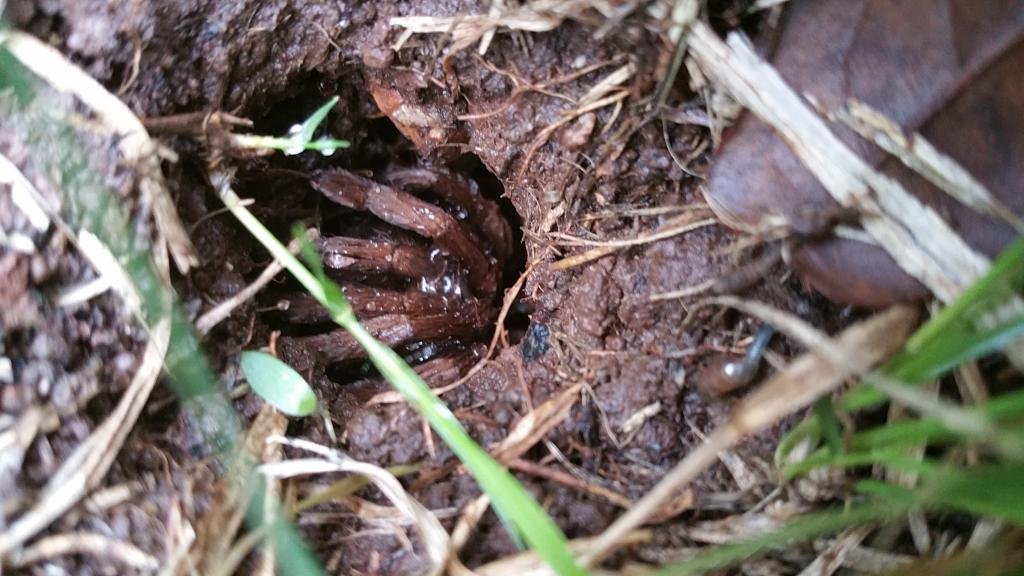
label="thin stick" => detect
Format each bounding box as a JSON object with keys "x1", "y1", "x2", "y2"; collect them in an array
[
  {"x1": 508, "y1": 459, "x2": 632, "y2": 508},
  {"x1": 196, "y1": 233, "x2": 311, "y2": 335},
  {"x1": 549, "y1": 216, "x2": 716, "y2": 271}
]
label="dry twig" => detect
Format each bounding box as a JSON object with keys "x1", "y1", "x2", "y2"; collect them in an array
[
  {"x1": 391, "y1": 1, "x2": 618, "y2": 53},
  {"x1": 550, "y1": 212, "x2": 716, "y2": 270},
  {"x1": 195, "y1": 232, "x2": 314, "y2": 335}
]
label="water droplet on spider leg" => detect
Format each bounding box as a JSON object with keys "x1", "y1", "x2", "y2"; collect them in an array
[
  {"x1": 287, "y1": 124, "x2": 303, "y2": 135},
  {"x1": 453, "y1": 274, "x2": 468, "y2": 299},
  {"x1": 320, "y1": 146, "x2": 337, "y2": 157},
  {"x1": 325, "y1": 253, "x2": 357, "y2": 269},
  {"x1": 403, "y1": 340, "x2": 441, "y2": 365}
]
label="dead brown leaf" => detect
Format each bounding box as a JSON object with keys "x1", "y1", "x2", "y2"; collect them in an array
[{"x1": 705, "y1": 0, "x2": 1024, "y2": 306}]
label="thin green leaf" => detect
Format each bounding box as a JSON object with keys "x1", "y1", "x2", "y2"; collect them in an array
[
  {"x1": 662, "y1": 461, "x2": 1024, "y2": 575},
  {"x1": 232, "y1": 133, "x2": 350, "y2": 155},
  {"x1": 904, "y1": 235, "x2": 1024, "y2": 355},
  {"x1": 655, "y1": 500, "x2": 905, "y2": 575},
  {"x1": 815, "y1": 396, "x2": 844, "y2": 455},
  {"x1": 298, "y1": 96, "x2": 339, "y2": 144},
  {"x1": 231, "y1": 97, "x2": 350, "y2": 156},
  {"x1": 778, "y1": 236, "x2": 1024, "y2": 465},
  {"x1": 782, "y1": 450, "x2": 936, "y2": 481},
  {"x1": 849, "y1": 235, "x2": 1024, "y2": 410},
  {"x1": 926, "y1": 462, "x2": 1024, "y2": 524},
  {"x1": 859, "y1": 462, "x2": 1024, "y2": 524},
  {"x1": 240, "y1": 351, "x2": 318, "y2": 417},
  {"x1": 268, "y1": 519, "x2": 325, "y2": 576}
]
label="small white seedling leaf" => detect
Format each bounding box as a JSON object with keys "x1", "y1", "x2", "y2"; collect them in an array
[{"x1": 240, "y1": 351, "x2": 318, "y2": 416}]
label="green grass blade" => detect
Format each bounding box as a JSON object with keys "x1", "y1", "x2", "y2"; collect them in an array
[
  {"x1": 662, "y1": 460, "x2": 1024, "y2": 575},
  {"x1": 345, "y1": 322, "x2": 578, "y2": 569},
  {"x1": 925, "y1": 462, "x2": 1024, "y2": 524},
  {"x1": 815, "y1": 396, "x2": 844, "y2": 455},
  {"x1": 778, "y1": 235, "x2": 1024, "y2": 464},
  {"x1": 846, "y1": 235, "x2": 1024, "y2": 410},
  {"x1": 231, "y1": 96, "x2": 349, "y2": 155},
  {"x1": 904, "y1": 235, "x2": 1024, "y2": 353},
  {"x1": 782, "y1": 450, "x2": 937, "y2": 481},
  {"x1": 654, "y1": 500, "x2": 906, "y2": 576}
]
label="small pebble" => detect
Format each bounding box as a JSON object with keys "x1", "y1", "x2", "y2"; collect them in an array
[{"x1": 521, "y1": 322, "x2": 550, "y2": 362}]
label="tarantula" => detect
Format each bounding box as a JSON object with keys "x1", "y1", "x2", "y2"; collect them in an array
[{"x1": 277, "y1": 165, "x2": 514, "y2": 380}]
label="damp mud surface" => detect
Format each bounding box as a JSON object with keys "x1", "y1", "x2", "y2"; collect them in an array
[{"x1": 4, "y1": 1, "x2": 842, "y2": 573}]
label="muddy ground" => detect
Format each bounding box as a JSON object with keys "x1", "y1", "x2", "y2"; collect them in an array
[{"x1": 3, "y1": 1, "x2": 845, "y2": 574}]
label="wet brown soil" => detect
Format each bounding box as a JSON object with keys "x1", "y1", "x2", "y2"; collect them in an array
[{"x1": 3, "y1": 1, "x2": 838, "y2": 573}]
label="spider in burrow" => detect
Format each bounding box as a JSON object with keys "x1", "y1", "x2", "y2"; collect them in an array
[{"x1": 275, "y1": 164, "x2": 516, "y2": 384}]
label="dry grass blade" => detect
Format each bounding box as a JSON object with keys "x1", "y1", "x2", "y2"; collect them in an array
[
  {"x1": 196, "y1": 232, "x2": 314, "y2": 335},
  {"x1": 681, "y1": 511, "x2": 792, "y2": 544},
  {"x1": 0, "y1": 151, "x2": 49, "y2": 232},
  {"x1": 835, "y1": 99, "x2": 1024, "y2": 234},
  {"x1": 390, "y1": 0, "x2": 610, "y2": 52},
  {"x1": 581, "y1": 204, "x2": 704, "y2": 222},
  {"x1": 578, "y1": 305, "x2": 918, "y2": 567},
  {"x1": 200, "y1": 406, "x2": 288, "y2": 576},
  {"x1": 750, "y1": 0, "x2": 792, "y2": 10},
  {"x1": 11, "y1": 532, "x2": 159, "y2": 571},
  {"x1": 448, "y1": 494, "x2": 491, "y2": 570},
  {"x1": 550, "y1": 217, "x2": 715, "y2": 248},
  {"x1": 2, "y1": 31, "x2": 198, "y2": 274},
  {"x1": 0, "y1": 153, "x2": 173, "y2": 556},
  {"x1": 838, "y1": 543, "x2": 914, "y2": 573},
  {"x1": 0, "y1": 406, "x2": 45, "y2": 496},
  {"x1": 516, "y1": 62, "x2": 634, "y2": 183},
  {"x1": 492, "y1": 382, "x2": 583, "y2": 462},
  {"x1": 795, "y1": 527, "x2": 870, "y2": 576},
  {"x1": 687, "y1": 21, "x2": 989, "y2": 303},
  {"x1": 549, "y1": 213, "x2": 717, "y2": 270},
  {"x1": 57, "y1": 276, "x2": 113, "y2": 307},
  {"x1": 0, "y1": 318, "x2": 169, "y2": 556},
  {"x1": 476, "y1": 531, "x2": 651, "y2": 576},
  {"x1": 259, "y1": 437, "x2": 451, "y2": 576},
  {"x1": 77, "y1": 230, "x2": 144, "y2": 312},
  {"x1": 648, "y1": 278, "x2": 715, "y2": 301}
]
